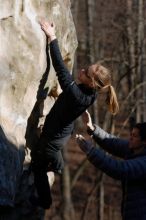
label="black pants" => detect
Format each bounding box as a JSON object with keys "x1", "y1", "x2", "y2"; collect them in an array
[
  {"x1": 31, "y1": 138, "x2": 53, "y2": 209},
  {"x1": 32, "y1": 162, "x2": 52, "y2": 209},
  {"x1": 31, "y1": 135, "x2": 70, "y2": 209},
  {"x1": 32, "y1": 134, "x2": 71, "y2": 172}
]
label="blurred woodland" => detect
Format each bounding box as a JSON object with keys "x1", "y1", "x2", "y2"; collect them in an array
[{"x1": 46, "y1": 0, "x2": 146, "y2": 220}]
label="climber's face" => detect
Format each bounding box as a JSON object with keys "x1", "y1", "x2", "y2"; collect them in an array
[{"x1": 78, "y1": 65, "x2": 96, "y2": 88}]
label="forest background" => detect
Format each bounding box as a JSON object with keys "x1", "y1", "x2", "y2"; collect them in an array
[{"x1": 48, "y1": 0, "x2": 146, "y2": 220}]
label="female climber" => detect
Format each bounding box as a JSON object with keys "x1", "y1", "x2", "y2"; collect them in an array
[{"x1": 31, "y1": 20, "x2": 119, "y2": 209}]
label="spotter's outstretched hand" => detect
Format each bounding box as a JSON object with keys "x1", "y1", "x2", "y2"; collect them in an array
[{"x1": 76, "y1": 134, "x2": 93, "y2": 154}]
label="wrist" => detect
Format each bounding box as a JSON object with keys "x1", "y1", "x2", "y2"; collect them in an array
[
  {"x1": 87, "y1": 125, "x2": 95, "y2": 136},
  {"x1": 79, "y1": 140, "x2": 93, "y2": 154},
  {"x1": 49, "y1": 35, "x2": 57, "y2": 41}
]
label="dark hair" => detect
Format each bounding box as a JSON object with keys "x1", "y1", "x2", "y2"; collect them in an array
[{"x1": 134, "y1": 122, "x2": 146, "y2": 141}]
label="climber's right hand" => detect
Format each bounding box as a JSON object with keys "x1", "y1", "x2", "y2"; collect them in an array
[{"x1": 40, "y1": 19, "x2": 56, "y2": 41}]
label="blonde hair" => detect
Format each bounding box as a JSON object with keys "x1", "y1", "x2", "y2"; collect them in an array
[{"x1": 93, "y1": 64, "x2": 119, "y2": 115}]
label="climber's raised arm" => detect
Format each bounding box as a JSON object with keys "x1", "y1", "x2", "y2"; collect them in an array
[{"x1": 40, "y1": 20, "x2": 73, "y2": 91}]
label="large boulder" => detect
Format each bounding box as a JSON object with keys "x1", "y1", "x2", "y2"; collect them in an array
[{"x1": 0, "y1": 0, "x2": 77, "y2": 217}]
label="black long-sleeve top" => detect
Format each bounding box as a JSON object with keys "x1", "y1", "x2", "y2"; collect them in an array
[{"x1": 41, "y1": 39, "x2": 97, "y2": 148}]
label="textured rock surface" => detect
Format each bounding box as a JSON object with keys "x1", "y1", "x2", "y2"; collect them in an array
[{"x1": 0, "y1": 0, "x2": 77, "y2": 217}]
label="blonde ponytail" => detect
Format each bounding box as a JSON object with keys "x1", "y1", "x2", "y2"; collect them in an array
[
  {"x1": 106, "y1": 85, "x2": 119, "y2": 115},
  {"x1": 92, "y1": 63, "x2": 119, "y2": 115}
]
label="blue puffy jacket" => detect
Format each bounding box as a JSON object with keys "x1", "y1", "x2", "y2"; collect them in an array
[{"x1": 84, "y1": 125, "x2": 146, "y2": 220}]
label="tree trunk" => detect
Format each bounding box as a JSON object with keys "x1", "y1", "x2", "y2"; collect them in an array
[
  {"x1": 136, "y1": 0, "x2": 145, "y2": 122},
  {"x1": 61, "y1": 146, "x2": 75, "y2": 220},
  {"x1": 98, "y1": 174, "x2": 104, "y2": 220},
  {"x1": 126, "y1": 0, "x2": 136, "y2": 92},
  {"x1": 86, "y1": 0, "x2": 99, "y2": 124}
]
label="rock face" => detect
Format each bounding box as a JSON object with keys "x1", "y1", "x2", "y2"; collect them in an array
[{"x1": 0, "y1": 0, "x2": 77, "y2": 216}]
